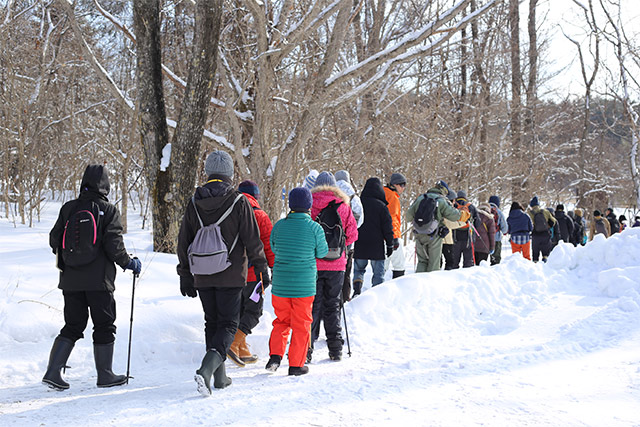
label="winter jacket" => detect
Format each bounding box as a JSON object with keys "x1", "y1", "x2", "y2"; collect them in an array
[
  {"x1": 606, "y1": 212, "x2": 620, "y2": 234},
  {"x1": 527, "y1": 206, "x2": 557, "y2": 235},
  {"x1": 443, "y1": 216, "x2": 466, "y2": 245},
  {"x1": 336, "y1": 179, "x2": 364, "y2": 227},
  {"x1": 176, "y1": 175, "x2": 268, "y2": 289},
  {"x1": 507, "y1": 208, "x2": 533, "y2": 242},
  {"x1": 489, "y1": 202, "x2": 508, "y2": 242},
  {"x1": 589, "y1": 215, "x2": 611, "y2": 241},
  {"x1": 633, "y1": 219, "x2": 640, "y2": 228},
  {"x1": 570, "y1": 214, "x2": 586, "y2": 246},
  {"x1": 406, "y1": 187, "x2": 468, "y2": 232},
  {"x1": 554, "y1": 209, "x2": 575, "y2": 243},
  {"x1": 50, "y1": 165, "x2": 132, "y2": 292},
  {"x1": 384, "y1": 186, "x2": 402, "y2": 239},
  {"x1": 474, "y1": 203, "x2": 496, "y2": 254},
  {"x1": 354, "y1": 178, "x2": 394, "y2": 260},
  {"x1": 242, "y1": 193, "x2": 275, "y2": 282},
  {"x1": 311, "y1": 186, "x2": 359, "y2": 271},
  {"x1": 270, "y1": 212, "x2": 328, "y2": 298}
]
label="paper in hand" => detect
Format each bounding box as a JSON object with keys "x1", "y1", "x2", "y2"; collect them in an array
[{"x1": 249, "y1": 281, "x2": 262, "y2": 303}]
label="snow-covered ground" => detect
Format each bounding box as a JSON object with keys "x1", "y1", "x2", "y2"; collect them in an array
[{"x1": 1, "y1": 202, "x2": 639, "y2": 426}]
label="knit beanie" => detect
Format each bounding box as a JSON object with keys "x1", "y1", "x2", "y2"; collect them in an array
[
  {"x1": 556, "y1": 204, "x2": 564, "y2": 211},
  {"x1": 335, "y1": 170, "x2": 350, "y2": 183},
  {"x1": 238, "y1": 180, "x2": 260, "y2": 199},
  {"x1": 205, "y1": 151, "x2": 234, "y2": 178},
  {"x1": 289, "y1": 187, "x2": 313, "y2": 212},
  {"x1": 489, "y1": 195, "x2": 500, "y2": 208},
  {"x1": 315, "y1": 171, "x2": 337, "y2": 187},
  {"x1": 447, "y1": 188, "x2": 456, "y2": 201},
  {"x1": 435, "y1": 180, "x2": 450, "y2": 196},
  {"x1": 529, "y1": 196, "x2": 539, "y2": 207},
  {"x1": 457, "y1": 190, "x2": 467, "y2": 200},
  {"x1": 389, "y1": 172, "x2": 407, "y2": 186},
  {"x1": 594, "y1": 210, "x2": 601, "y2": 217},
  {"x1": 303, "y1": 170, "x2": 319, "y2": 190}
]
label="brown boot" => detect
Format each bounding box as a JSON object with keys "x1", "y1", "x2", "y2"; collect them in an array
[
  {"x1": 226, "y1": 331, "x2": 246, "y2": 367},
  {"x1": 237, "y1": 330, "x2": 258, "y2": 364}
]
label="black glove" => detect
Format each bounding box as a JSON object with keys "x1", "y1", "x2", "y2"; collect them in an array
[
  {"x1": 125, "y1": 258, "x2": 142, "y2": 276},
  {"x1": 386, "y1": 244, "x2": 394, "y2": 257},
  {"x1": 180, "y1": 275, "x2": 197, "y2": 298},
  {"x1": 256, "y1": 267, "x2": 271, "y2": 289},
  {"x1": 393, "y1": 238, "x2": 400, "y2": 250}
]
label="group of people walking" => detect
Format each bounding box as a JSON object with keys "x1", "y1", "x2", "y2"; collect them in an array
[{"x1": 42, "y1": 155, "x2": 640, "y2": 398}]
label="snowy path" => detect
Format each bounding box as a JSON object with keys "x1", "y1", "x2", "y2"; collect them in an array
[{"x1": 1, "y1": 207, "x2": 640, "y2": 426}]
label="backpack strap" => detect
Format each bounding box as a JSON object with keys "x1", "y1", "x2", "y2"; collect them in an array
[
  {"x1": 216, "y1": 193, "x2": 244, "y2": 255},
  {"x1": 191, "y1": 196, "x2": 205, "y2": 229}
]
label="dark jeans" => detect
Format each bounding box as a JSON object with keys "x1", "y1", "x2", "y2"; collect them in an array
[
  {"x1": 60, "y1": 290, "x2": 117, "y2": 344},
  {"x1": 238, "y1": 280, "x2": 264, "y2": 335},
  {"x1": 311, "y1": 270, "x2": 344, "y2": 352},
  {"x1": 198, "y1": 287, "x2": 243, "y2": 358},
  {"x1": 531, "y1": 233, "x2": 551, "y2": 262},
  {"x1": 474, "y1": 252, "x2": 489, "y2": 265}
]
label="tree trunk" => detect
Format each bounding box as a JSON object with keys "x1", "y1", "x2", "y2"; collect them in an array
[{"x1": 509, "y1": 0, "x2": 524, "y2": 202}]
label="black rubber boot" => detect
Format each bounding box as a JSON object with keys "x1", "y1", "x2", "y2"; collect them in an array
[
  {"x1": 288, "y1": 366, "x2": 309, "y2": 376},
  {"x1": 213, "y1": 361, "x2": 232, "y2": 389},
  {"x1": 195, "y1": 349, "x2": 224, "y2": 397},
  {"x1": 42, "y1": 336, "x2": 75, "y2": 390},
  {"x1": 265, "y1": 355, "x2": 282, "y2": 372},
  {"x1": 94, "y1": 343, "x2": 127, "y2": 388},
  {"x1": 392, "y1": 270, "x2": 405, "y2": 278},
  {"x1": 352, "y1": 279, "x2": 363, "y2": 298}
]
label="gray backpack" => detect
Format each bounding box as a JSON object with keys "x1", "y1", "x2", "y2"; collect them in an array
[{"x1": 187, "y1": 193, "x2": 244, "y2": 275}]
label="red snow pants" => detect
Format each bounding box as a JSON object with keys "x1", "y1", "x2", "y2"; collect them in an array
[
  {"x1": 269, "y1": 295, "x2": 314, "y2": 368},
  {"x1": 510, "y1": 241, "x2": 531, "y2": 260}
]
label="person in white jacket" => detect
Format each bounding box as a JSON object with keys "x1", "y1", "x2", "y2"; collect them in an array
[{"x1": 334, "y1": 170, "x2": 364, "y2": 302}]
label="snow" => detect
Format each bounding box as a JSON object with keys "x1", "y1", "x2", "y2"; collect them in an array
[{"x1": 1, "y1": 203, "x2": 640, "y2": 426}]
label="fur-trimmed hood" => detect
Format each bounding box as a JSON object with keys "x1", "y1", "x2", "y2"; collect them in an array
[
  {"x1": 477, "y1": 202, "x2": 493, "y2": 219},
  {"x1": 310, "y1": 185, "x2": 350, "y2": 205}
]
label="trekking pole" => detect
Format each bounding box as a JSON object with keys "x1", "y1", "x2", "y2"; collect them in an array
[
  {"x1": 126, "y1": 257, "x2": 139, "y2": 384},
  {"x1": 342, "y1": 303, "x2": 352, "y2": 357}
]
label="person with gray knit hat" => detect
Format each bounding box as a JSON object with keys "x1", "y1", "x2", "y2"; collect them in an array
[
  {"x1": 334, "y1": 169, "x2": 364, "y2": 304},
  {"x1": 314, "y1": 171, "x2": 337, "y2": 187},
  {"x1": 205, "y1": 150, "x2": 234, "y2": 178},
  {"x1": 177, "y1": 150, "x2": 269, "y2": 396},
  {"x1": 384, "y1": 172, "x2": 407, "y2": 279},
  {"x1": 488, "y1": 195, "x2": 508, "y2": 265}
]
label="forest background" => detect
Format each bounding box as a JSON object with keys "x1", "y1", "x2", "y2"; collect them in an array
[{"x1": 1, "y1": 0, "x2": 640, "y2": 252}]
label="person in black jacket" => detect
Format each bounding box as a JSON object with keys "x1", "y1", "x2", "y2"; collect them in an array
[
  {"x1": 352, "y1": 177, "x2": 394, "y2": 297},
  {"x1": 45, "y1": 165, "x2": 141, "y2": 390},
  {"x1": 554, "y1": 204, "x2": 574, "y2": 243},
  {"x1": 605, "y1": 208, "x2": 620, "y2": 234},
  {"x1": 177, "y1": 151, "x2": 269, "y2": 397}
]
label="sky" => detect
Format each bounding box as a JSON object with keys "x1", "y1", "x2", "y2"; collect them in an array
[
  {"x1": 541, "y1": 0, "x2": 640, "y2": 99},
  {"x1": 1, "y1": 201, "x2": 639, "y2": 426}
]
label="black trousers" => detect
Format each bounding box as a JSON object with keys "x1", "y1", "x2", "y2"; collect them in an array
[
  {"x1": 442, "y1": 243, "x2": 455, "y2": 270},
  {"x1": 341, "y1": 248, "x2": 354, "y2": 303},
  {"x1": 238, "y1": 280, "x2": 264, "y2": 335},
  {"x1": 452, "y1": 230, "x2": 474, "y2": 268},
  {"x1": 531, "y1": 233, "x2": 551, "y2": 262},
  {"x1": 311, "y1": 270, "x2": 344, "y2": 352},
  {"x1": 198, "y1": 287, "x2": 243, "y2": 358},
  {"x1": 60, "y1": 290, "x2": 117, "y2": 344}
]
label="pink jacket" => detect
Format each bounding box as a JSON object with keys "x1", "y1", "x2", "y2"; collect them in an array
[{"x1": 311, "y1": 186, "x2": 359, "y2": 271}]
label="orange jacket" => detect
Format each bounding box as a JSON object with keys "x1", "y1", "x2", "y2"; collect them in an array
[{"x1": 384, "y1": 186, "x2": 402, "y2": 239}]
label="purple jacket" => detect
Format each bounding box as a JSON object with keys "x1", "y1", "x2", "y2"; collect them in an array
[{"x1": 311, "y1": 186, "x2": 359, "y2": 271}]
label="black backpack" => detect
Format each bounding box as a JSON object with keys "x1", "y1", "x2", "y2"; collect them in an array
[
  {"x1": 533, "y1": 211, "x2": 549, "y2": 233},
  {"x1": 413, "y1": 194, "x2": 439, "y2": 235},
  {"x1": 573, "y1": 218, "x2": 584, "y2": 244},
  {"x1": 61, "y1": 200, "x2": 102, "y2": 267},
  {"x1": 315, "y1": 200, "x2": 346, "y2": 260}
]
